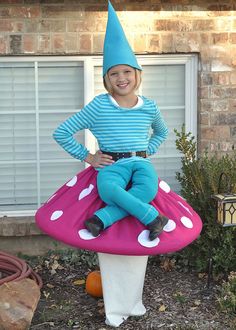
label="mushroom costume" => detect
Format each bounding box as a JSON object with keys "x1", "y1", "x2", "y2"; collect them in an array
[
  {"x1": 35, "y1": 1, "x2": 202, "y2": 327},
  {"x1": 36, "y1": 165, "x2": 202, "y2": 254}
]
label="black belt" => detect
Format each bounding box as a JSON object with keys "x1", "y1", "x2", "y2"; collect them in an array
[{"x1": 101, "y1": 150, "x2": 147, "y2": 162}]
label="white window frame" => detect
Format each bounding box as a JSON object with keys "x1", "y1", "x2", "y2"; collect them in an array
[{"x1": 0, "y1": 54, "x2": 197, "y2": 217}]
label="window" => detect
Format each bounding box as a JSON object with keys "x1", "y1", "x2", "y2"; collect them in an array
[{"x1": 0, "y1": 55, "x2": 197, "y2": 216}]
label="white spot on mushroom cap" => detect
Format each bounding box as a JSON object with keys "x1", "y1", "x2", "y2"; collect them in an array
[
  {"x1": 50, "y1": 210, "x2": 63, "y2": 221},
  {"x1": 181, "y1": 216, "x2": 193, "y2": 228},
  {"x1": 78, "y1": 229, "x2": 99, "y2": 240},
  {"x1": 66, "y1": 175, "x2": 77, "y2": 187},
  {"x1": 163, "y1": 219, "x2": 176, "y2": 232},
  {"x1": 159, "y1": 180, "x2": 170, "y2": 193},
  {"x1": 78, "y1": 184, "x2": 94, "y2": 200},
  {"x1": 138, "y1": 230, "x2": 160, "y2": 248}
]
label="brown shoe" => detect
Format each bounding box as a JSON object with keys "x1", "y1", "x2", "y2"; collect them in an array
[
  {"x1": 84, "y1": 215, "x2": 104, "y2": 237},
  {"x1": 147, "y1": 215, "x2": 169, "y2": 241}
]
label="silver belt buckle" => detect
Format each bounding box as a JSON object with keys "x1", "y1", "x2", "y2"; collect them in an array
[{"x1": 131, "y1": 151, "x2": 136, "y2": 157}]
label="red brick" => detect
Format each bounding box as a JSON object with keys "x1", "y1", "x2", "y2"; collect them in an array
[
  {"x1": 199, "y1": 87, "x2": 209, "y2": 99},
  {"x1": 231, "y1": 127, "x2": 236, "y2": 138},
  {"x1": 210, "y1": 113, "x2": 228, "y2": 125},
  {"x1": 23, "y1": 34, "x2": 36, "y2": 53},
  {"x1": 212, "y1": 33, "x2": 229, "y2": 44},
  {"x1": 203, "y1": 45, "x2": 226, "y2": 60},
  {"x1": 174, "y1": 32, "x2": 199, "y2": 52},
  {"x1": 134, "y1": 34, "x2": 146, "y2": 52},
  {"x1": 0, "y1": 8, "x2": 11, "y2": 18},
  {"x1": 166, "y1": 20, "x2": 192, "y2": 32},
  {"x1": 201, "y1": 126, "x2": 230, "y2": 140},
  {"x1": 148, "y1": 34, "x2": 160, "y2": 52},
  {"x1": 9, "y1": 34, "x2": 21, "y2": 54},
  {"x1": 127, "y1": 3, "x2": 161, "y2": 12},
  {"x1": 192, "y1": 19, "x2": 214, "y2": 31},
  {"x1": 155, "y1": 20, "x2": 167, "y2": 31},
  {"x1": 230, "y1": 33, "x2": 236, "y2": 44},
  {"x1": 67, "y1": 21, "x2": 88, "y2": 33},
  {"x1": 200, "y1": 33, "x2": 210, "y2": 45},
  {"x1": 42, "y1": 5, "x2": 83, "y2": 19},
  {"x1": 229, "y1": 45, "x2": 236, "y2": 69},
  {"x1": 200, "y1": 99, "x2": 214, "y2": 112},
  {"x1": 83, "y1": 10, "x2": 107, "y2": 21},
  {"x1": 51, "y1": 20, "x2": 65, "y2": 32},
  {"x1": 40, "y1": 0, "x2": 64, "y2": 3},
  {"x1": 10, "y1": 6, "x2": 40, "y2": 18},
  {"x1": 65, "y1": 33, "x2": 77, "y2": 53},
  {"x1": 0, "y1": 20, "x2": 13, "y2": 32},
  {"x1": 79, "y1": 34, "x2": 92, "y2": 53},
  {"x1": 229, "y1": 87, "x2": 236, "y2": 98},
  {"x1": 83, "y1": 5, "x2": 107, "y2": 16},
  {"x1": 52, "y1": 33, "x2": 65, "y2": 52},
  {"x1": 38, "y1": 20, "x2": 50, "y2": 33},
  {"x1": 67, "y1": 17, "x2": 105, "y2": 34},
  {"x1": 199, "y1": 141, "x2": 210, "y2": 153},
  {"x1": 210, "y1": 86, "x2": 231, "y2": 99},
  {"x1": 213, "y1": 99, "x2": 229, "y2": 112},
  {"x1": 220, "y1": 142, "x2": 234, "y2": 152},
  {"x1": 214, "y1": 18, "x2": 231, "y2": 31},
  {"x1": 93, "y1": 33, "x2": 104, "y2": 53},
  {"x1": 161, "y1": 34, "x2": 174, "y2": 53},
  {"x1": 212, "y1": 73, "x2": 230, "y2": 86},
  {"x1": 200, "y1": 73, "x2": 213, "y2": 86},
  {"x1": 229, "y1": 99, "x2": 236, "y2": 113},
  {"x1": 38, "y1": 34, "x2": 51, "y2": 53},
  {"x1": 13, "y1": 21, "x2": 24, "y2": 32},
  {"x1": 230, "y1": 72, "x2": 236, "y2": 85},
  {"x1": 207, "y1": 4, "x2": 233, "y2": 12},
  {"x1": 0, "y1": 0, "x2": 23, "y2": 3},
  {"x1": 174, "y1": 33, "x2": 188, "y2": 52},
  {"x1": 95, "y1": 19, "x2": 106, "y2": 33},
  {"x1": 200, "y1": 112, "x2": 209, "y2": 125},
  {"x1": 0, "y1": 36, "x2": 8, "y2": 54},
  {"x1": 25, "y1": 20, "x2": 39, "y2": 33}
]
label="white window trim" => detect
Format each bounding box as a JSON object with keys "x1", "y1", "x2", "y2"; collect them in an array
[{"x1": 0, "y1": 54, "x2": 197, "y2": 217}]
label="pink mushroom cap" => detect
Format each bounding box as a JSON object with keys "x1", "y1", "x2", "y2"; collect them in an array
[{"x1": 35, "y1": 166, "x2": 202, "y2": 256}]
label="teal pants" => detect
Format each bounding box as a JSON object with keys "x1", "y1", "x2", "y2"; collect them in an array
[{"x1": 95, "y1": 160, "x2": 159, "y2": 228}]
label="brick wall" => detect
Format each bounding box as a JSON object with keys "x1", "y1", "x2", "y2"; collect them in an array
[{"x1": 0, "y1": 0, "x2": 235, "y2": 154}]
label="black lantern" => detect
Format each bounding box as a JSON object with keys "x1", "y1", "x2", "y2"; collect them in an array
[
  {"x1": 212, "y1": 173, "x2": 236, "y2": 227},
  {"x1": 212, "y1": 193, "x2": 236, "y2": 227}
]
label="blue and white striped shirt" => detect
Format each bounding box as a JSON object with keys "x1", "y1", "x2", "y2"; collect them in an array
[{"x1": 53, "y1": 93, "x2": 168, "y2": 161}]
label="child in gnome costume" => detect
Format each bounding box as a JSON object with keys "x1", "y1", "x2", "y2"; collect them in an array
[{"x1": 53, "y1": 1, "x2": 169, "y2": 241}]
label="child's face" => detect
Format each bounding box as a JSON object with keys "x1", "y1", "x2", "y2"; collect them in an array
[{"x1": 107, "y1": 65, "x2": 136, "y2": 97}]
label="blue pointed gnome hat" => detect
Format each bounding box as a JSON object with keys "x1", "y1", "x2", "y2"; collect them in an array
[{"x1": 103, "y1": 1, "x2": 142, "y2": 76}]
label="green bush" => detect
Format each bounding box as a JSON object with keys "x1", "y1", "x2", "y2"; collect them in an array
[
  {"x1": 217, "y1": 272, "x2": 236, "y2": 315},
  {"x1": 174, "y1": 126, "x2": 236, "y2": 276}
]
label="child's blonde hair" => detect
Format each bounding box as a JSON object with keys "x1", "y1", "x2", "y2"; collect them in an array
[{"x1": 103, "y1": 68, "x2": 142, "y2": 94}]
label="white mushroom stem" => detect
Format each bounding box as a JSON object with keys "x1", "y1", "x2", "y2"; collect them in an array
[{"x1": 98, "y1": 253, "x2": 148, "y2": 327}]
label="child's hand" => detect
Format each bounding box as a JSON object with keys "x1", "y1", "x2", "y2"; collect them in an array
[{"x1": 85, "y1": 150, "x2": 114, "y2": 168}]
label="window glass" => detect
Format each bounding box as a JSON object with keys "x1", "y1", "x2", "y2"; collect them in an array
[
  {"x1": 142, "y1": 64, "x2": 185, "y2": 191},
  {"x1": 0, "y1": 60, "x2": 85, "y2": 212}
]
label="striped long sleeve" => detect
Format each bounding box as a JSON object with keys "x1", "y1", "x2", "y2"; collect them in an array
[
  {"x1": 53, "y1": 97, "x2": 99, "y2": 161},
  {"x1": 147, "y1": 106, "x2": 169, "y2": 155},
  {"x1": 53, "y1": 93, "x2": 168, "y2": 161}
]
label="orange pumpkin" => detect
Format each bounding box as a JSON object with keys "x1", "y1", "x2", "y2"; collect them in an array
[{"x1": 85, "y1": 270, "x2": 103, "y2": 298}]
